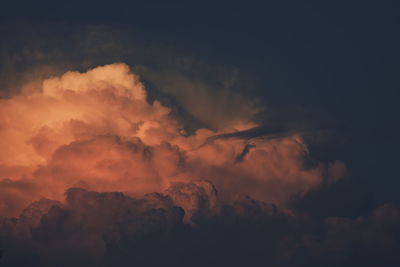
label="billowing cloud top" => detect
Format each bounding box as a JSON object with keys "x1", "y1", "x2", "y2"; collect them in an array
[{"x1": 0, "y1": 63, "x2": 346, "y2": 217}]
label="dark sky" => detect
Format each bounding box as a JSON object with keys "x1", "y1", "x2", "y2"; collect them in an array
[{"x1": 1, "y1": 1, "x2": 400, "y2": 266}]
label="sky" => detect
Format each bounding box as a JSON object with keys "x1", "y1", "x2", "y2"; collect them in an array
[{"x1": 0, "y1": 1, "x2": 399, "y2": 266}]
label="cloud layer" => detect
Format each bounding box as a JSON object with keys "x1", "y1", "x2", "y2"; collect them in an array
[{"x1": 1, "y1": 187, "x2": 400, "y2": 267}]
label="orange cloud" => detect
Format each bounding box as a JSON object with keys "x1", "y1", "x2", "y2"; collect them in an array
[{"x1": 0, "y1": 63, "x2": 346, "y2": 217}]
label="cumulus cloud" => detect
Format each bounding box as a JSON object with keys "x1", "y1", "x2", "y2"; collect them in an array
[
  {"x1": 0, "y1": 63, "x2": 345, "y2": 218},
  {"x1": 0, "y1": 62, "x2": 354, "y2": 266}
]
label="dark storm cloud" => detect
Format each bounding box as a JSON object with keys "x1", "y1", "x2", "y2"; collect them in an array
[{"x1": 1, "y1": 184, "x2": 400, "y2": 267}]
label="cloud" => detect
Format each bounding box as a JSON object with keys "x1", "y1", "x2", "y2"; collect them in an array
[
  {"x1": 0, "y1": 14, "x2": 397, "y2": 267},
  {"x1": 0, "y1": 63, "x2": 346, "y2": 218},
  {"x1": 1, "y1": 185, "x2": 400, "y2": 267},
  {"x1": 0, "y1": 62, "x2": 353, "y2": 266},
  {"x1": 136, "y1": 64, "x2": 261, "y2": 131},
  {"x1": 0, "y1": 179, "x2": 38, "y2": 217}
]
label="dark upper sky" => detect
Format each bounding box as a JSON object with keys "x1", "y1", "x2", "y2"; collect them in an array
[{"x1": 1, "y1": 0, "x2": 399, "y2": 216}]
